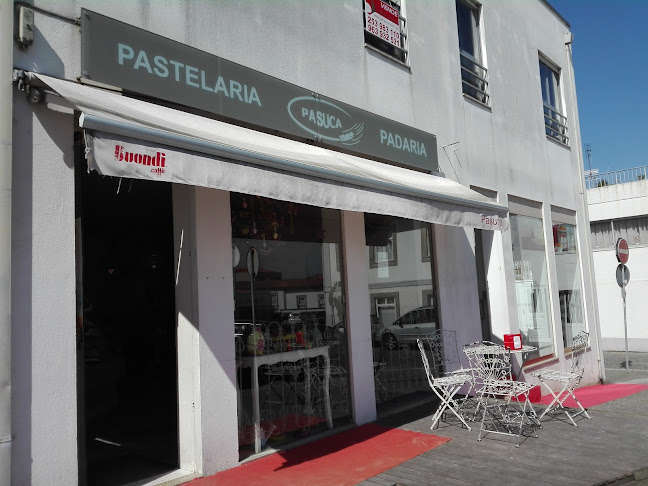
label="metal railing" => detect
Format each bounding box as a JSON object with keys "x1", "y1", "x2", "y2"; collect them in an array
[
  {"x1": 544, "y1": 103, "x2": 569, "y2": 145},
  {"x1": 585, "y1": 165, "x2": 648, "y2": 189},
  {"x1": 460, "y1": 51, "x2": 489, "y2": 106}
]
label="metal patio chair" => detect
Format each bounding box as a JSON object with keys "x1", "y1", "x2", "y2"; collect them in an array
[
  {"x1": 426, "y1": 330, "x2": 479, "y2": 413},
  {"x1": 466, "y1": 342, "x2": 540, "y2": 447},
  {"x1": 530, "y1": 331, "x2": 591, "y2": 426},
  {"x1": 417, "y1": 338, "x2": 472, "y2": 431}
]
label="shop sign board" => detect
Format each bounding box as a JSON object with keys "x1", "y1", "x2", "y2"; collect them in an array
[
  {"x1": 616, "y1": 238, "x2": 629, "y2": 264},
  {"x1": 364, "y1": 0, "x2": 402, "y2": 48},
  {"x1": 80, "y1": 10, "x2": 437, "y2": 172}
]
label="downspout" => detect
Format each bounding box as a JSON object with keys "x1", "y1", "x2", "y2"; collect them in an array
[
  {"x1": 0, "y1": 0, "x2": 12, "y2": 483},
  {"x1": 563, "y1": 33, "x2": 605, "y2": 383}
]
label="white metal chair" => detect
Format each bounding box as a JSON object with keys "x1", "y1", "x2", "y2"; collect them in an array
[
  {"x1": 417, "y1": 338, "x2": 472, "y2": 431},
  {"x1": 530, "y1": 331, "x2": 591, "y2": 426},
  {"x1": 427, "y1": 330, "x2": 479, "y2": 414},
  {"x1": 467, "y1": 342, "x2": 540, "y2": 447}
]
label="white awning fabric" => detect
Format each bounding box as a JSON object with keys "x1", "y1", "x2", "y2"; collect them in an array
[{"x1": 35, "y1": 73, "x2": 508, "y2": 231}]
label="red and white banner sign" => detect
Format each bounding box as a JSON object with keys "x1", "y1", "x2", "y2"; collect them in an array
[{"x1": 364, "y1": 0, "x2": 401, "y2": 48}]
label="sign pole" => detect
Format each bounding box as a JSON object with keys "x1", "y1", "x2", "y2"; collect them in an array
[
  {"x1": 616, "y1": 238, "x2": 630, "y2": 371},
  {"x1": 622, "y1": 266, "x2": 628, "y2": 371}
]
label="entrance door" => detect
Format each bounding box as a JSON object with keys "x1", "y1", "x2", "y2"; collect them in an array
[
  {"x1": 475, "y1": 229, "x2": 492, "y2": 341},
  {"x1": 78, "y1": 168, "x2": 178, "y2": 485}
]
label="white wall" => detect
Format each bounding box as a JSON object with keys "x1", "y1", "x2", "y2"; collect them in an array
[
  {"x1": 11, "y1": 97, "x2": 77, "y2": 485},
  {"x1": 592, "y1": 247, "x2": 648, "y2": 351},
  {"x1": 588, "y1": 179, "x2": 648, "y2": 351}
]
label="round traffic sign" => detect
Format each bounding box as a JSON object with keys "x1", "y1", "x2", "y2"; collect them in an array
[
  {"x1": 616, "y1": 238, "x2": 629, "y2": 264},
  {"x1": 616, "y1": 264, "x2": 630, "y2": 287}
]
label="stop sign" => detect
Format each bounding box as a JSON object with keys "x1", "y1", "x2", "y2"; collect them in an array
[{"x1": 616, "y1": 238, "x2": 629, "y2": 264}]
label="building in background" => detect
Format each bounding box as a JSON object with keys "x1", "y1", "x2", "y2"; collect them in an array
[
  {"x1": 4, "y1": 0, "x2": 601, "y2": 484},
  {"x1": 587, "y1": 166, "x2": 648, "y2": 352}
]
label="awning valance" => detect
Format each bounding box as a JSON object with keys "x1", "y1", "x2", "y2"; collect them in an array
[{"x1": 35, "y1": 73, "x2": 508, "y2": 231}]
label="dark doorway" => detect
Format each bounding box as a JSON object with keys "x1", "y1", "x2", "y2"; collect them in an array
[{"x1": 78, "y1": 164, "x2": 178, "y2": 485}]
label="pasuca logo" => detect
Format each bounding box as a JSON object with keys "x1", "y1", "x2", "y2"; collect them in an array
[
  {"x1": 114, "y1": 145, "x2": 166, "y2": 175},
  {"x1": 287, "y1": 97, "x2": 364, "y2": 146}
]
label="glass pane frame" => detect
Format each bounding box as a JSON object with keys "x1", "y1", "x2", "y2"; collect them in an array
[
  {"x1": 365, "y1": 214, "x2": 439, "y2": 406},
  {"x1": 230, "y1": 193, "x2": 352, "y2": 459},
  {"x1": 552, "y1": 222, "x2": 587, "y2": 349},
  {"x1": 511, "y1": 213, "x2": 555, "y2": 359}
]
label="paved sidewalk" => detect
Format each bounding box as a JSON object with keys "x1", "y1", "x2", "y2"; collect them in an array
[{"x1": 357, "y1": 352, "x2": 648, "y2": 486}]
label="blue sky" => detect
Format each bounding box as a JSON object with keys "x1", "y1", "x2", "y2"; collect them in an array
[{"x1": 549, "y1": 0, "x2": 648, "y2": 174}]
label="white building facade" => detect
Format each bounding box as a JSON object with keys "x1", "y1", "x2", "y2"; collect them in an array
[
  {"x1": 3, "y1": 0, "x2": 602, "y2": 484},
  {"x1": 587, "y1": 167, "x2": 648, "y2": 352}
]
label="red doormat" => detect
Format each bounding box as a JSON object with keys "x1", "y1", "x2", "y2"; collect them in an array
[
  {"x1": 188, "y1": 424, "x2": 450, "y2": 486},
  {"x1": 532, "y1": 383, "x2": 648, "y2": 408}
]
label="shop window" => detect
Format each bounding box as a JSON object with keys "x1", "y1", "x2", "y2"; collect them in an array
[
  {"x1": 540, "y1": 58, "x2": 569, "y2": 145},
  {"x1": 363, "y1": 0, "x2": 408, "y2": 64},
  {"x1": 231, "y1": 193, "x2": 351, "y2": 459},
  {"x1": 511, "y1": 214, "x2": 554, "y2": 359},
  {"x1": 366, "y1": 214, "x2": 437, "y2": 406},
  {"x1": 456, "y1": 0, "x2": 489, "y2": 105}
]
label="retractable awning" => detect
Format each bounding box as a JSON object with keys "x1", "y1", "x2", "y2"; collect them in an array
[{"x1": 34, "y1": 73, "x2": 508, "y2": 231}]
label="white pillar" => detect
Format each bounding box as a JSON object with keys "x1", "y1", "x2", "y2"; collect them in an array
[
  {"x1": 193, "y1": 187, "x2": 239, "y2": 474},
  {"x1": 12, "y1": 100, "x2": 77, "y2": 484},
  {"x1": 340, "y1": 211, "x2": 376, "y2": 425}
]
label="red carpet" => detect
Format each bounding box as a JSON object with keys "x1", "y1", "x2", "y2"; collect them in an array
[
  {"x1": 533, "y1": 383, "x2": 648, "y2": 408},
  {"x1": 189, "y1": 424, "x2": 450, "y2": 486}
]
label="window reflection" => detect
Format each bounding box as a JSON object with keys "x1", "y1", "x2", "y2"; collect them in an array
[
  {"x1": 553, "y1": 222, "x2": 586, "y2": 348},
  {"x1": 511, "y1": 214, "x2": 554, "y2": 359},
  {"x1": 365, "y1": 214, "x2": 437, "y2": 406},
  {"x1": 231, "y1": 193, "x2": 350, "y2": 459}
]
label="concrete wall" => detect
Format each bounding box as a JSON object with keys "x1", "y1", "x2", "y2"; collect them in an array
[
  {"x1": 588, "y1": 179, "x2": 648, "y2": 221},
  {"x1": 588, "y1": 179, "x2": 648, "y2": 352},
  {"x1": 592, "y1": 247, "x2": 648, "y2": 352}
]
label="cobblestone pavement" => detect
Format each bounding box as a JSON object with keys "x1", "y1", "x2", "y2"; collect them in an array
[{"x1": 358, "y1": 351, "x2": 648, "y2": 486}]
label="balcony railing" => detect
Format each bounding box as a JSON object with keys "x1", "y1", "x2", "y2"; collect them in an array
[
  {"x1": 544, "y1": 103, "x2": 569, "y2": 145},
  {"x1": 460, "y1": 51, "x2": 489, "y2": 106},
  {"x1": 585, "y1": 165, "x2": 648, "y2": 189}
]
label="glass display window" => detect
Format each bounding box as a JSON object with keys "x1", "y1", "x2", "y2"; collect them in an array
[
  {"x1": 511, "y1": 214, "x2": 554, "y2": 359},
  {"x1": 553, "y1": 222, "x2": 586, "y2": 348},
  {"x1": 231, "y1": 193, "x2": 350, "y2": 459}
]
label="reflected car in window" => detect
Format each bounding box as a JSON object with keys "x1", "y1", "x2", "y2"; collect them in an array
[{"x1": 378, "y1": 306, "x2": 438, "y2": 350}]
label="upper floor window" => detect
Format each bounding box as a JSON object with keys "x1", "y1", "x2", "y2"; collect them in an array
[
  {"x1": 539, "y1": 58, "x2": 569, "y2": 145},
  {"x1": 364, "y1": 0, "x2": 408, "y2": 64},
  {"x1": 456, "y1": 0, "x2": 489, "y2": 105}
]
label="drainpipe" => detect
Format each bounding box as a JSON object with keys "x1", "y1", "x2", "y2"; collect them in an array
[
  {"x1": 0, "y1": 0, "x2": 12, "y2": 483},
  {"x1": 563, "y1": 33, "x2": 605, "y2": 383}
]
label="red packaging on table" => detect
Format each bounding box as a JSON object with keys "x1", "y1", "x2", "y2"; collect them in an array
[{"x1": 504, "y1": 333, "x2": 522, "y2": 350}]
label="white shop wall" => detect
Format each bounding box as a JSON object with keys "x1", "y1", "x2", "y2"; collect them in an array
[{"x1": 11, "y1": 97, "x2": 78, "y2": 485}]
